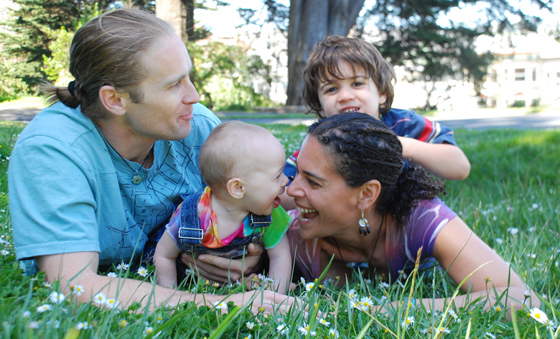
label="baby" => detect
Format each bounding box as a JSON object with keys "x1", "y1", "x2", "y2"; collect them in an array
[{"x1": 154, "y1": 121, "x2": 292, "y2": 293}]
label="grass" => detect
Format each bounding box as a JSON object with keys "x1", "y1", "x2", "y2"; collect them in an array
[{"x1": 0, "y1": 120, "x2": 559, "y2": 338}]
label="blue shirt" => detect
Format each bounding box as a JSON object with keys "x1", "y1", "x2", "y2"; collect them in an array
[{"x1": 9, "y1": 102, "x2": 220, "y2": 266}]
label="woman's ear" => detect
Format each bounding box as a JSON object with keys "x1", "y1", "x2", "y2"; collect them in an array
[
  {"x1": 226, "y1": 178, "x2": 245, "y2": 200},
  {"x1": 358, "y1": 179, "x2": 381, "y2": 210},
  {"x1": 99, "y1": 85, "x2": 127, "y2": 116}
]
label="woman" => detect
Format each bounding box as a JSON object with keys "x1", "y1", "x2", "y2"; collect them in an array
[{"x1": 285, "y1": 112, "x2": 536, "y2": 312}]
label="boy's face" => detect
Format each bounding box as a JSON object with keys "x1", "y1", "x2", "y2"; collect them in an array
[
  {"x1": 317, "y1": 61, "x2": 387, "y2": 120},
  {"x1": 240, "y1": 136, "x2": 289, "y2": 216}
]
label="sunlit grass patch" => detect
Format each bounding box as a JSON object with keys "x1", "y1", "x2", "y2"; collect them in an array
[{"x1": 0, "y1": 122, "x2": 558, "y2": 338}]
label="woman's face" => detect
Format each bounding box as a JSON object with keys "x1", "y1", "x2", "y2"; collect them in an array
[{"x1": 286, "y1": 135, "x2": 362, "y2": 240}]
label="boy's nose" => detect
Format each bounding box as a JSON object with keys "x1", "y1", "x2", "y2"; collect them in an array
[{"x1": 337, "y1": 87, "x2": 354, "y2": 102}]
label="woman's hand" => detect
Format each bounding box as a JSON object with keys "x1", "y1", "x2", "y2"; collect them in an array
[{"x1": 181, "y1": 242, "x2": 265, "y2": 284}]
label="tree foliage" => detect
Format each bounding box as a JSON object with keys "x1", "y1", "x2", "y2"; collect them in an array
[
  {"x1": 188, "y1": 41, "x2": 273, "y2": 110},
  {"x1": 257, "y1": 0, "x2": 553, "y2": 108},
  {"x1": 0, "y1": 0, "x2": 153, "y2": 92}
]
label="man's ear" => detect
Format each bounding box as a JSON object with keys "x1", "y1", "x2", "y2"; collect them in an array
[
  {"x1": 226, "y1": 178, "x2": 245, "y2": 200},
  {"x1": 99, "y1": 85, "x2": 127, "y2": 116},
  {"x1": 358, "y1": 179, "x2": 381, "y2": 210}
]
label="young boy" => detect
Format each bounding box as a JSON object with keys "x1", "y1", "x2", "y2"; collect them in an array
[
  {"x1": 284, "y1": 35, "x2": 470, "y2": 185},
  {"x1": 154, "y1": 121, "x2": 292, "y2": 293}
]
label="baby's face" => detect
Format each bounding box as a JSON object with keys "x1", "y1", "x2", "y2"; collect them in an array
[
  {"x1": 317, "y1": 61, "x2": 386, "y2": 120},
  {"x1": 240, "y1": 136, "x2": 288, "y2": 216}
]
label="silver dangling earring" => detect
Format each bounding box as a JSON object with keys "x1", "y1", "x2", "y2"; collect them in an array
[{"x1": 358, "y1": 209, "x2": 370, "y2": 236}]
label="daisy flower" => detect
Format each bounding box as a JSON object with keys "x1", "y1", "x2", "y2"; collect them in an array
[
  {"x1": 277, "y1": 324, "x2": 289, "y2": 335},
  {"x1": 360, "y1": 296, "x2": 374, "y2": 309},
  {"x1": 297, "y1": 323, "x2": 316, "y2": 336},
  {"x1": 137, "y1": 266, "x2": 148, "y2": 277},
  {"x1": 36, "y1": 304, "x2": 52, "y2": 313},
  {"x1": 246, "y1": 321, "x2": 255, "y2": 330},
  {"x1": 28, "y1": 321, "x2": 39, "y2": 329},
  {"x1": 145, "y1": 327, "x2": 154, "y2": 335},
  {"x1": 436, "y1": 326, "x2": 450, "y2": 334},
  {"x1": 93, "y1": 292, "x2": 107, "y2": 305},
  {"x1": 75, "y1": 322, "x2": 89, "y2": 330},
  {"x1": 319, "y1": 318, "x2": 330, "y2": 327},
  {"x1": 529, "y1": 308, "x2": 550, "y2": 325},
  {"x1": 304, "y1": 281, "x2": 315, "y2": 292},
  {"x1": 328, "y1": 328, "x2": 340, "y2": 338},
  {"x1": 71, "y1": 285, "x2": 85, "y2": 296},
  {"x1": 107, "y1": 272, "x2": 117, "y2": 278},
  {"x1": 106, "y1": 298, "x2": 119, "y2": 309},
  {"x1": 1, "y1": 249, "x2": 9, "y2": 255},
  {"x1": 22, "y1": 310, "x2": 31, "y2": 318},
  {"x1": 402, "y1": 316, "x2": 414, "y2": 329},
  {"x1": 214, "y1": 301, "x2": 227, "y2": 310},
  {"x1": 118, "y1": 319, "x2": 128, "y2": 328},
  {"x1": 116, "y1": 262, "x2": 129, "y2": 270},
  {"x1": 49, "y1": 291, "x2": 65, "y2": 304}
]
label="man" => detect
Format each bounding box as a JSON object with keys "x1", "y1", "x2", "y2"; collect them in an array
[{"x1": 9, "y1": 8, "x2": 293, "y2": 312}]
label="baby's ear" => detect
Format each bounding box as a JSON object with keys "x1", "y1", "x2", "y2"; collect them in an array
[{"x1": 226, "y1": 178, "x2": 245, "y2": 199}]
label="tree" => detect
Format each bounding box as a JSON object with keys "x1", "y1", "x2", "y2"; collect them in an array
[
  {"x1": 0, "y1": 0, "x2": 154, "y2": 92},
  {"x1": 251, "y1": 0, "x2": 552, "y2": 107}
]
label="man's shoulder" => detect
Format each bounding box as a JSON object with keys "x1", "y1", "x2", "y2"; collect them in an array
[{"x1": 18, "y1": 102, "x2": 95, "y2": 144}]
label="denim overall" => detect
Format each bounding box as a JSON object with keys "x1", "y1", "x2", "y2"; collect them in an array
[{"x1": 176, "y1": 192, "x2": 272, "y2": 259}]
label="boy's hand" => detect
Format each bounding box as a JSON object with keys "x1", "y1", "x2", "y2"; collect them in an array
[{"x1": 181, "y1": 242, "x2": 265, "y2": 284}]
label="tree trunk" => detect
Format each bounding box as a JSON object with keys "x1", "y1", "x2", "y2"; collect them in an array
[
  {"x1": 286, "y1": 0, "x2": 365, "y2": 106},
  {"x1": 155, "y1": 0, "x2": 188, "y2": 42}
]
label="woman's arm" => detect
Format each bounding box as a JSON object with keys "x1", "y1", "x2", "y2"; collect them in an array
[
  {"x1": 430, "y1": 217, "x2": 538, "y2": 313},
  {"x1": 181, "y1": 242, "x2": 266, "y2": 283}
]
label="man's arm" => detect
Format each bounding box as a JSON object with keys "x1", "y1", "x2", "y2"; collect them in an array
[
  {"x1": 398, "y1": 137, "x2": 471, "y2": 180},
  {"x1": 37, "y1": 250, "x2": 298, "y2": 314},
  {"x1": 181, "y1": 242, "x2": 266, "y2": 284}
]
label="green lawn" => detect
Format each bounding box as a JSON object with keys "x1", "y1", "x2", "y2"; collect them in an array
[{"x1": 0, "y1": 121, "x2": 558, "y2": 338}]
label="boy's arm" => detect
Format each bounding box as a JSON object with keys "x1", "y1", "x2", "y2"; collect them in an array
[
  {"x1": 264, "y1": 235, "x2": 292, "y2": 294},
  {"x1": 153, "y1": 232, "x2": 181, "y2": 289},
  {"x1": 398, "y1": 136, "x2": 471, "y2": 180}
]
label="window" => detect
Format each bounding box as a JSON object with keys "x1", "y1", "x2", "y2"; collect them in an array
[{"x1": 515, "y1": 68, "x2": 525, "y2": 81}]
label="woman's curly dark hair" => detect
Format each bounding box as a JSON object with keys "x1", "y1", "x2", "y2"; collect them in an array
[{"x1": 307, "y1": 112, "x2": 446, "y2": 228}]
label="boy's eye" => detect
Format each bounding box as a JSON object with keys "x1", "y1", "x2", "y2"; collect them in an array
[
  {"x1": 353, "y1": 81, "x2": 364, "y2": 87},
  {"x1": 323, "y1": 86, "x2": 336, "y2": 94}
]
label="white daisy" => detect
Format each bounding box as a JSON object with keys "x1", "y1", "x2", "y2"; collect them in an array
[
  {"x1": 137, "y1": 266, "x2": 148, "y2": 277},
  {"x1": 36, "y1": 304, "x2": 52, "y2": 313},
  {"x1": 93, "y1": 292, "x2": 107, "y2": 305},
  {"x1": 49, "y1": 291, "x2": 65, "y2": 304}
]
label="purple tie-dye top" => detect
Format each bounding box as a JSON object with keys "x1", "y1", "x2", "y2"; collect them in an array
[{"x1": 287, "y1": 197, "x2": 457, "y2": 282}]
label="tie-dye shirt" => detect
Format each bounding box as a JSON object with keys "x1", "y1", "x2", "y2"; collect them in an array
[
  {"x1": 165, "y1": 187, "x2": 291, "y2": 251},
  {"x1": 287, "y1": 197, "x2": 457, "y2": 283}
]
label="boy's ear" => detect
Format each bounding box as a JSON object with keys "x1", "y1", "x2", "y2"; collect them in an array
[
  {"x1": 99, "y1": 85, "x2": 127, "y2": 116},
  {"x1": 226, "y1": 178, "x2": 245, "y2": 199},
  {"x1": 379, "y1": 93, "x2": 387, "y2": 105},
  {"x1": 358, "y1": 179, "x2": 381, "y2": 210}
]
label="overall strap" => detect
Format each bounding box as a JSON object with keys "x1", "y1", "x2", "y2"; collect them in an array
[{"x1": 177, "y1": 191, "x2": 205, "y2": 246}]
